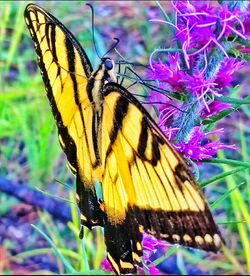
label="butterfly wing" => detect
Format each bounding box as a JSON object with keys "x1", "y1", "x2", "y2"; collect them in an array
[
  {"x1": 101, "y1": 82, "x2": 223, "y2": 274},
  {"x1": 24, "y1": 4, "x2": 104, "y2": 229}
]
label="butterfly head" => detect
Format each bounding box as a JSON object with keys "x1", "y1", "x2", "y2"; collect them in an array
[{"x1": 101, "y1": 57, "x2": 116, "y2": 83}]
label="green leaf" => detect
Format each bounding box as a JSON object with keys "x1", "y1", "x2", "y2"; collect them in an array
[
  {"x1": 201, "y1": 167, "x2": 248, "y2": 188},
  {"x1": 215, "y1": 96, "x2": 250, "y2": 105},
  {"x1": 203, "y1": 95, "x2": 250, "y2": 125},
  {"x1": 12, "y1": 247, "x2": 82, "y2": 263},
  {"x1": 202, "y1": 109, "x2": 234, "y2": 125},
  {"x1": 202, "y1": 158, "x2": 250, "y2": 168},
  {"x1": 217, "y1": 220, "x2": 246, "y2": 225},
  {"x1": 176, "y1": 252, "x2": 187, "y2": 275}
]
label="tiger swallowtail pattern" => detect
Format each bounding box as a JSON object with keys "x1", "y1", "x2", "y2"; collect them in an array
[{"x1": 24, "y1": 3, "x2": 224, "y2": 275}]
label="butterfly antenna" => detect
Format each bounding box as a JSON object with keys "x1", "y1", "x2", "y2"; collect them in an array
[
  {"x1": 103, "y1": 37, "x2": 120, "y2": 57},
  {"x1": 86, "y1": 3, "x2": 102, "y2": 59}
]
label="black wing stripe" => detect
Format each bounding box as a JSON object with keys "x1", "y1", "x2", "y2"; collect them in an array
[
  {"x1": 44, "y1": 20, "x2": 51, "y2": 52},
  {"x1": 65, "y1": 36, "x2": 79, "y2": 105},
  {"x1": 106, "y1": 95, "x2": 130, "y2": 158},
  {"x1": 50, "y1": 23, "x2": 61, "y2": 80},
  {"x1": 111, "y1": 96, "x2": 130, "y2": 144},
  {"x1": 92, "y1": 111, "x2": 101, "y2": 167},
  {"x1": 151, "y1": 134, "x2": 161, "y2": 165},
  {"x1": 137, "y1": 116, "x2": 148, "y2": 160},
  {"x1": 86, "y1": 78, "x2": 94, "y2": 103},
  {"x1": 25, "y1": 8, "x2": 80, "y2": 168},
  {"x1": 64, "y1": 34, "x2": 96, "y2": 170},
  {"x1": 131, "y1": 206, "x2": 222, "y2": 251},
  {"x1": 50, "y1": 23, "x2": 57, "y2": 62}
]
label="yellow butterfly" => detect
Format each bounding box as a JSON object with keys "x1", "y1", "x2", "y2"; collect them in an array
[{"x1": 24, "y1": 3, "x2": 223, "y2": 274}]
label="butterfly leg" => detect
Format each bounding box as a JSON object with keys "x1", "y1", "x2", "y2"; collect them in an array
[
  {"x1": 120, "y1": 64, "x2": 172, "y2": 97},
  {"x1": 122, "y1": 65, "x2": 148, "y2": 89},
  {"x1": 117, "y1": 63, "x2": 151, "y2": 98},
  {"x1": 116, "y1": 60, "x2": 122, "y2": 84},
  {"x1": 117, "y1": 61, "x2": 135, "y2": 87}
]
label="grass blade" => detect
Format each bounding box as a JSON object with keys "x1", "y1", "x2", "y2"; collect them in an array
[
  {"x1": 202, "y1": 158, "x2": 250, "y2": 168},
  {"x1": 31, "y1": 224, "x2": 76, "y2": 273},
  {"x1": 211, "y1": 182, "x2": 245, "y2": 210},
  {"x1": 201, "y1": 167, "x2": 248, "y2": 188}
]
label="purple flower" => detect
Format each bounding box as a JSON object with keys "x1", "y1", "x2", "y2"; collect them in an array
[
  {"x1": 147, "y1": 266, "x2": 161, "y2": 275},
  {"x1": 157, "y1": 100, "x2": 182, "y2": 127},
  {"x1": 101, "y1": 258, "x2": 112, "y2": 272},
  {"x1": 147, "y1": 53, "x2": 187, "y2": 93},
  {"x1": 217, "y1": 4, "x2": 248, "y2": 39},
  {"x1": 145, "y1": 0, "x2": 249, "y2": 163},
  {"x1": 173, "y1": 1, "x2": 216, "y2": 47},
  {"x1": 175, "y1": 127, "x2": 236, "y2": 161},
  {"x1": 184, "y1": 71, "x2": 219, "y2": 109},
  {"x1": 160, "y1": 125, "x2": 179, "y2": 142},
  {"x1": 147, "y1": 91, "x2": 172, "y2": 114},
  {"x1": 142, "y1": 232, "x2": 167, "y2": 253},
  {"x1": 166, "y1": 1, "x2": 247, "y2": 68},
  {"x1": 243, "y1": 16, "x2": 250, "y2": 35},
  {"x1": 138, "y1": 233, "x2": 167, "y2": 275},
  {"x1": 215, "y1": 58, "x2": 245, "y2": 89}
]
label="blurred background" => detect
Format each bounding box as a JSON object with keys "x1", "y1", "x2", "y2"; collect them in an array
[{"x1": 0, "y1": 1, "x2": 249, "y2": 275}]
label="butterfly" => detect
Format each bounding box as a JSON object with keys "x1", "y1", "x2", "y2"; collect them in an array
[{"x1": 24, "y1": 3, "x2": 224, "y2": 275}]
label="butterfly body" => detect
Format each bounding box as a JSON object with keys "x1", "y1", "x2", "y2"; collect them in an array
[{"x1": 24, "y1": 3, "x2": 224, "y2": 275}]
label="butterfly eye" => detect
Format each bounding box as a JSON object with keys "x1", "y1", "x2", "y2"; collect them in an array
[{"x1": 104, "y1": 59, "x2": 113, "y2": 70}]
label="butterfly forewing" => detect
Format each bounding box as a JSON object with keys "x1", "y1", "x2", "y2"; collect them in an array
[
  {"x1": 102, "y1": 83, "x2": 223, "y2": 273},
  {"x1": 24, "y1": 4, "x2": 104, "y2": 229}
]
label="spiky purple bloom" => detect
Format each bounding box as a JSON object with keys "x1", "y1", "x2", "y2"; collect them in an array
[
  {"x1": 146, "y1": 0, "x2": 248, "y2": 162},
  {"x1": 175, "y1": 127, "x2": 236, "y2": 161},
  {"x1": 169, "y1": 1, "x2": 248, "y2": 68},
  {"x1": 215, "y1": 58, "x2": 245, "y2": 89},
  {"x1": 147, "y1": 53, "x2": 187, "y2": 93}
]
